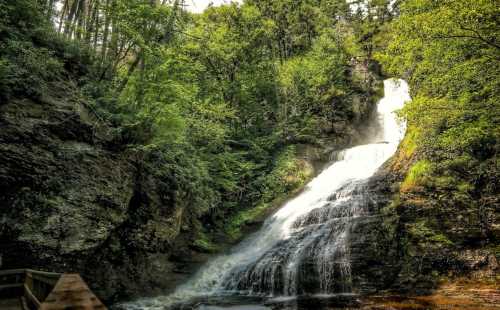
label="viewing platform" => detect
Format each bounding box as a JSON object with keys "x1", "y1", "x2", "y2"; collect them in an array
[{"x1": 0, "y1": 269, "x2": 106, "y2": 309}]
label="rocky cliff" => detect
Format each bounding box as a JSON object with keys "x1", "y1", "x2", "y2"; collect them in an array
[
  {"x1": 0, "y1": 92, "x2": 191, "y2": 301},
  {"x1": 348, "y1": 141, "x2": 499, "y2": 295},
  {"x1": 0, "y1": 71, "x2": 378, "y2": 304}
]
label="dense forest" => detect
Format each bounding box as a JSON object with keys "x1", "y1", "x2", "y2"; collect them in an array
[
  {"x1": 0, "y1": 0, "x2": 498, "y2": 307},
  {"x1": 1, "y1": 0, "x2": 390, "y2": 244}
]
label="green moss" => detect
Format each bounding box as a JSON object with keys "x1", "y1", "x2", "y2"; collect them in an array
[
  {"x1": 401, "y1": 160, "x2": 432, "y2": 191},
  {"x1": 192, "y1": 232, "x2": 220, "y2": 253},
  {"x1": 457, "y1": 182, "x2": 474, "y2": 193},
  {"x1": 225, "y1": 202, "x2": 271, "y2": 241},
  {"x1": 399, "y1": 126, "x2": 419, "y2": 158},
  {"x1": 388, "y1": 194, "x2": 401, "y2": 211},
  {"x1": 380, "y1": 195, "x2": 400, "y2": 240},
  {"x1": 433, "y1": 176, "x2": 457, "y2": 188},
  {"x1": 428, "y1": 233, "x2": 454, "y2": 245},
  {"x1": 409, "y1": 221, "x2": 454, "y2": 246}
]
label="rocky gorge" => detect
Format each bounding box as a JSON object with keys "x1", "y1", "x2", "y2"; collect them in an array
[
  {"x1": 0, "y1": 69, "x2": 378, "y2": 303},
  {"x1": 0, "y1": 0, "x2": 498, "y2": 309}
]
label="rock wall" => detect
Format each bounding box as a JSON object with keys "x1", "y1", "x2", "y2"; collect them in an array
[
  {"x1": 348, "y1": 146, "x2": 499, "y2": 295},
  {"x1": 0, "y1": 96, "x2": 187, "y2": 302}
]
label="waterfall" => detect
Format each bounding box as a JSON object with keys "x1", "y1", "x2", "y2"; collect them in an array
[{"x1": 121, "y1": 79, "x2": 411, "y2": 309}]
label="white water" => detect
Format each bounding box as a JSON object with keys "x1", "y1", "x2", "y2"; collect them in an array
[{"x1": 121, "y1": 79, "x2": 410, "y2": 309}]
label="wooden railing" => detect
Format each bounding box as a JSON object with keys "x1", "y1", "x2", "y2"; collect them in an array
[{"x1": 0, "y1": 269, "x2": 61, "y2": 309}]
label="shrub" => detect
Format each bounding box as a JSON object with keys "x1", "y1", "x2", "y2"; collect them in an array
[
  {"x1": 0, "y1": 40, "x2": 63, "y2": 100},
  {"x1": 401, "y1": 160, "x2": 432, "y2": 192}
]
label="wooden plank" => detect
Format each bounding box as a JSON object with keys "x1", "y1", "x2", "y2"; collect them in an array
[
  {"x1": 25, "y1": 270, "x2": 61, "y2": 279},
  {"x1": 20, "y1": 296, "x2": 29, "y2": 310},
  {"x1": 23, "y1": 283, "x2": 41, "y2": 308},
  {"x1": 0, "y1": 270, "x2": 26, "y2": 277},
  {"x1": 40, "y1": 274, "x2": 107, "y2": 310},
  {"x1": 0, "y1": 283, "x2": 24, "y2": 291}
]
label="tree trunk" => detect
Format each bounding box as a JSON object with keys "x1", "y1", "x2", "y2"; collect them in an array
[
  {"x1": 75, "y1": 0, "x2": 87, "y2": 40},
  {"x1": 93, "y1": 0, "x2": 100, "y2": 51},
  {"x1": 65, "y1": 0, "x2": 81, "y2": 38},
  {"x1": 58, "y1": 0, "x2": 69, "y2": 33},
  {"x1": 100, "y1": 0, "x2": 111, "y2": 66},
  {"x1": 116, "y1": 51, "x2": 142, "y2": 93}
]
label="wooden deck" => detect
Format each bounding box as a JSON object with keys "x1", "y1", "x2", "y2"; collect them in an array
[
  {"x1": 0, "y1": 269, "x2": 106, "y2": 310},
  {"x1": 41, "y1": 274, "x2": 106, "y2": 310}
]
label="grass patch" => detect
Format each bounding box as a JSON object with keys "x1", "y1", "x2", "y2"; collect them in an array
[
  {"x1": 401, "y1": 160, "x2": 432, "y2": 192},
  {"x1": 400, "y1": 126, "x2": 419, "y2": 158}
]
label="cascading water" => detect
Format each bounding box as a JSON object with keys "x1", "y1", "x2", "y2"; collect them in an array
[{"x1": 121, "y1": 79, "x2": 411, "y2": 309}]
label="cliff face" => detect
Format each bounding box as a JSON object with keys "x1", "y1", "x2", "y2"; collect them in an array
[
  {"x1": 0, "y1": 75, "x2": 378, "y2": 303},
  {"x1": 0, "y1": 95, "x2": 188, "y2": 301},
  {"x1": 348, "y1": 142, "x2": 499, "y2": 295}
]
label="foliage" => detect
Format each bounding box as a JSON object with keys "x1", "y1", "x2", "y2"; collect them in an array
[
  {"x1": 1, "y1": 0, "x2": 394, "y2": 250},
  {"x1": 0, "y1": 0, "x2": 47, "y2": 39},
  {"x1": 0, "y1": 41, "x2": 64, "y2": 100},
  {"x1": 378, "y1": 0, "x2": 499, "y2": 195},
  {"x1": 409, "y1": 221, "x2": 454, "y2": 247},
  {"x1": 278, "y1": 31, "x2": 354, "y2": 139},
  {"x1": 192, "y1": 231, "x2": 220, "y2": 253},
  {"x1": 225, "y1": 146, "x2": 313, "y2": 241},
  {"x1": 0, "y1": 1, "x2": 57, "y2": 100},
  {"x1": 260, "y1": 146, "x2": 313, "y2": 202},
  {"x1": 379, "y1": 0, "x2": 499, "y2": 279},
  {"x1": 0, "y1": 0, "x2": 98, "y2": 101}
]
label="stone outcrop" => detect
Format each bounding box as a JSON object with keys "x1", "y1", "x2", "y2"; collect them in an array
[
  {"x1": 347, "y1": 148, "x2": 499, "y2": 295},
  {"x1": 0, "y1": 96, "x2": 187, "y2": 302}
]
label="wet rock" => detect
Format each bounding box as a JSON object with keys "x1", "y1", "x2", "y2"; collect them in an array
[{"x1": 346, "y1": 148, "x2": 500, "y2": 295}]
